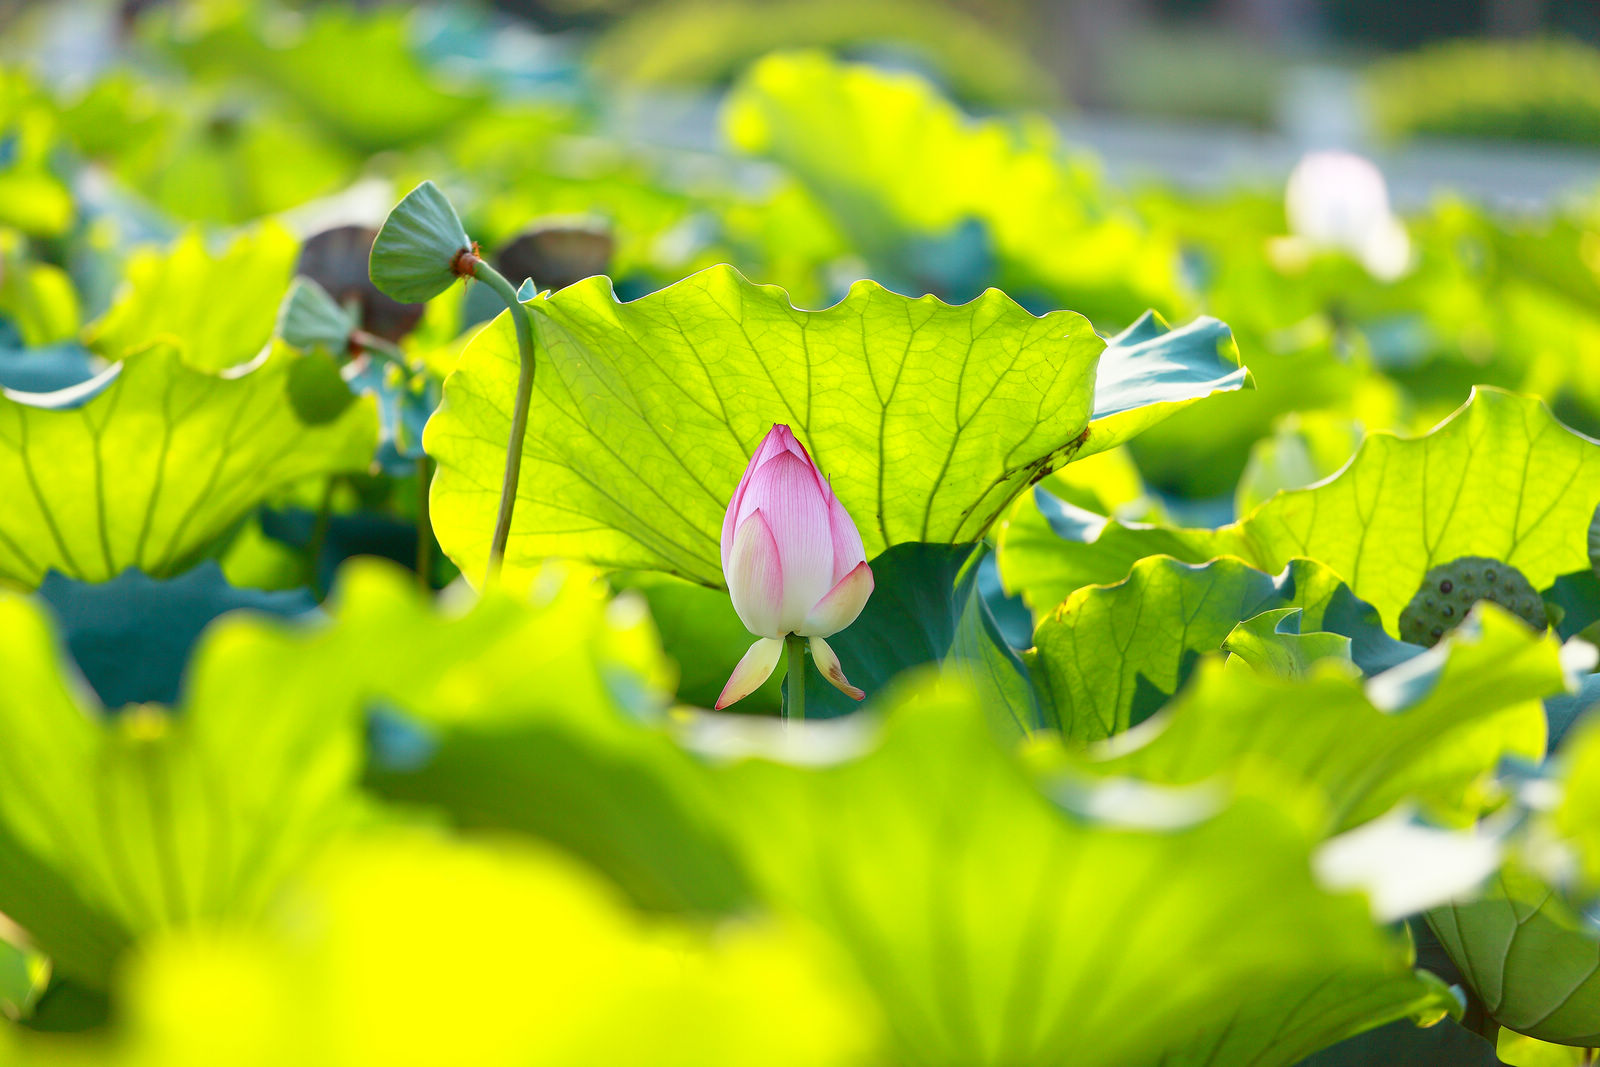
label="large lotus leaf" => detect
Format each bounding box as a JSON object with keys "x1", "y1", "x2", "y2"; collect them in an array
[
  {"x1": 1000, "y1": 389, "x2": 1600, "y2": 627},
  {"x1": 0, "y1": 559, "x2": 709, "y2": 988},
  {"x1": 427, "y1": 266, "x2": 1243, "y2": 588},
  {"x1": 0, "y1": 593, "x2": 367, "y2": 988},
  {"x1": 997, "y1": 485, "x2": 1221, "y2": 611},
  {"x1": 160, "y1": 4, "x2": 490, "y2": 153},
  {"x1": 707, "y1": 676, "x2": 1453, "y2": 1066},
  {"x1": 1554, "y1": 714, "x2": 1600, "y2": 887},
  {"x1": 19, "y1": 836, "x2": 873, "y2": 1067},
  {"x1": 324, "y1": 563, "x2": 758, "y2": 916},
  {"x1": 1089, "y1": 605, "x2": 1560, "y2": 831},
  {"x1": 1428, "y1": 869, "x2": 1600, "y2": 1046},
  {"x1": 0, "y1": 344, "x2": 376, "y2": 587},
  {"x1": 84, "y1": 225, "x2": 299, "y2": 371},
  {"x1": 34, "y1": 563, "x2": 315, "y2": 707},
  {"x1": 1029, "y1": 556, "x2": 1353, "y2": 739},
  {"x1": 723, "y1": 51, "x2": 1182, "y2": 322},
  {"x1": 1299, "y1": 1018, "x2": 1507, "y2": 1065}
]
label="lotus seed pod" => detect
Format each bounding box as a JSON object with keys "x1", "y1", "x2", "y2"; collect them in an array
[
  {"x1": 495, "y1": 223, "x2": 613, "y2": 294},
  {"x1": 276, "y1": 277, "x2": 359, "y2": 353},
  {"x1": 369, "y1": 181, "x2": 472, "y2": 304},
  {"x1": 298, "y1": 225, "x2": 424, "y2": 342},
  {"x1": 1428, "y1": 871, "x2": 1600, "y2": 1045},
  {"x1": 1398, "y1": 555, "x2": 1546, "y2": 647}
]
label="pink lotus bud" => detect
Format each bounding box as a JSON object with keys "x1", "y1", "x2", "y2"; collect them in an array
[{"x1": 715, "y1": 424, "x2": 873, "y2": 709}]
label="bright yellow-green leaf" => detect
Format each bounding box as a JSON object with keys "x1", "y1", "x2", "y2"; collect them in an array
[
  {"x1": 427, "y1": 267, "x2": 1243, "y2": 589},
  {"x1": 85, "y1": 836, "x2": 875, "y2": 1067},
  {"x1": 428, "y1": 266, "x2": 1104, "y2": 587},
  {"x1": 724, "y1": 51, "x2": 1183, "y2": 323},
  {"x1": 709, "y1": 675, "x2": 1454, "y2": 1066},
  {"x1": 1001, "y1": 389, "x2": 1600, "y2": 626},
  {"x1": 0, "y1": 344, "x2": 375, "y2": 586},
  {"x1": 1087, "y1": 604, "x2": 1559, "y2": 830},
  {"x1": 85, "y1": 225, "x2": 299, "y2": 370},
  {"x1": 1030, "y1": 556, "x2": 1352, "y2": 738}
]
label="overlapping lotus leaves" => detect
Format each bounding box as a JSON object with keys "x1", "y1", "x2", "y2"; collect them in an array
[
  {"x1": 0, "y1": 344, "x2": 376, "y2": 586},
  {"x1": 0, "y1": 559, "x2": 697, "y2": 988},
  {"x1": 723, "y1": 50, "x2": 1183, "y2": 322},
  {"x1": 58, "y1": 837, "x2": 874, "y2": 1067},
  {"x1": 1081, "y1": 604, "x2": 1560, "y2": 832},
  {"x1": 1428, "y1": 869, "x2": 1600, "y2": 1046},
  {"x1": 1221, "y1": 607, "x2": 1356, "y2": 679},
  {"x1": 426, "y1": 265, "x2": 1246, "y2": 589},
  {"x1": 707, "y1": 677, "x2": 1455, "y2": 1066},
  {"x1": 84, "y1": 225, "x2": 299, "y2": 371},
  {"x1": 999, "y1": 389, "x2": 1600, "y2": 627},
  {"x1": 0, "y1": 591, "x2": 366, "y2": 986},
  {"x1": 1029, "y1": 555, "x2": 1353, "y2": 739}
]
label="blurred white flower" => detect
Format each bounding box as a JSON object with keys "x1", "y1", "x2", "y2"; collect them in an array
[{"x1": 1285, "y1": 150, "x2": 1412, "y2": 282}]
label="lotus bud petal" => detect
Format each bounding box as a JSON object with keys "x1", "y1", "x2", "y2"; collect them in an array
[
  {"x1": 808, "y1": 636, "x2": 864, "y2": 702},
  {"x1": 715, "y1": 637, "x2": 785, "y2": 710},
  {"x1": 717, "y1": 424, "x2": 874, "y2": 708}
]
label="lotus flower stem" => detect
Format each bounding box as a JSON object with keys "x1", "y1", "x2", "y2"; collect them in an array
[
  {"x1": 350, "y1": 330, "x2": 416, "y2": 378},
  {"x1": 459, "y1": 253, "x2": 536, "y2": 584},
  {"x1": 784, "y1": 634, "x2": 806, "y2": 722}
]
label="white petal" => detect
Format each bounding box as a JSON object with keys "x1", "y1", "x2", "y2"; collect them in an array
[
  {"x1": 715, "y1": 637, "x2": 785, "y2": 710},
  {"x1": 808, "y1": 636, "x2": 864, "y2": 702},
  {"x1": 798, "y1": 561, "x2": 874, "y2": 637},
  {"x1": 726, "y1": 510, "x2": 784, "y2": 639}
]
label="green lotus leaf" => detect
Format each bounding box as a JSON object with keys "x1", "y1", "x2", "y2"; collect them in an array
[
  {"x1": 708, "y1": 675, "x2": 1454, "y2": 1066},
  {"x1": 83, "y1": 835, "x2": 874, "y2": 1066},
  {"x1": 369, "y1": 180, "x2": 472, "y2": 304},
  {"x1": 159, "y1": 3, "x2": 491, "y2": 153},
  {"x1": 723, "y1": 51, "x2": 1182, "y2": 322},
  {"x1": 1222, "y1": 606, "x2": 1355, "y2": 679},
  {"x1": 1087, "y1": 604, "x2": 1560, "y2": 831},
  {"x1": 84, "y1": 225, "x2": 299, "y2": 371},
  {"x1": 34, "y1": 562, "x2": 314, "y2": 707},
  {"x1": 1029, "y1": 555, "x2": 1353, "y2": 739},
  {"x1": 0, "y1": 234, "x2": 77, "y2": 347},
  {"x1": 325, "y1": 562, "x2": 761, "y2": 917},
  {"x1": 0, "y1": 592, "x2": 367, "y2": 988},
  {"x1": 613, "y1": 570, "x2": 787, "y2": 712},
  {"x1": 1589, "y1": 501, "x2": 1600, "y2": 580},
  {"x1": 0, "y1": 558, "x2": 692, "y2": 989},
  {"x1": 1429, "y1": 869, "x2": 1600, "y2": 1046},
  {"x1": 426, "y1": 265, "x2": 1244, "y2": 589},
  {"x1": 1300, "y1": 1017, "x2": 1507, "y2": 1066},
  {"x1": 1080, "y1": 310, "x2": 1250, "y2": 460},
  {"x1": 1555, "y1": 713, "x2": 1600, "y2": 887},
  {"x1": 1000, "y1": 389, "x2": 1600, "y2": 628},
  {"x1": 0, "y1": 343, "x2": 376, "y2": 586}
]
